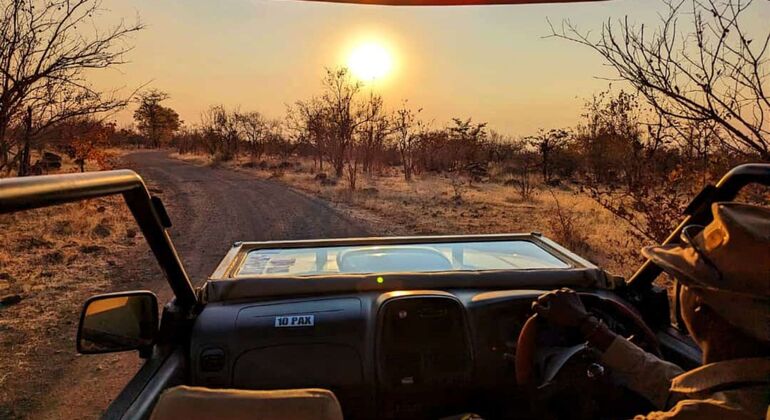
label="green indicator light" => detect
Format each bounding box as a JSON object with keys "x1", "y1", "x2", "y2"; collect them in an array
[{"x1": 376, "y1": 276, "x2": 384, "y2": 284}]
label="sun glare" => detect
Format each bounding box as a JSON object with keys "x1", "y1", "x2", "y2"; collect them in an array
[{"x1": 347, "y1": 42, "x2": 393, "y2": 81}]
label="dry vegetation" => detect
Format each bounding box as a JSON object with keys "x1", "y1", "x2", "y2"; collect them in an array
[
  {"x1": 0, "y1": 152, "x2": 155, "y2": 418},
  {"x1": 172, "y1": 152, "x2": 646, "y2": 277},
  {"x1": 164, "y1": 0, "x2": 770, "y2": 263}
]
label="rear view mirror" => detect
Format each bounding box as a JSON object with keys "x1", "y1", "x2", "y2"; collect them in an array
[{"x1": 77, "y1": 291, "x2": 158, "y2": 354}]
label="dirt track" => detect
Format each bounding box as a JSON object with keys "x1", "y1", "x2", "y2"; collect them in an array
[
  {"x1": 125, "y1": 150, "x2": 370, "y2": 284},
  {"x1": 19, "y1": 150, "x2": 370, "y2": 419}
]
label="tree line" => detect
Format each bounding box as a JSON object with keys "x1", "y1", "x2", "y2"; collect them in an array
[
  {"x1": 164, "y1": 0, "x2": 770, "y2": 243},
  {"x1": 1, "y1": 0, "x2": 767, "y2": 246},
  {"x1": 136, "y1": 62, "x2": 760, "y2": 244}
]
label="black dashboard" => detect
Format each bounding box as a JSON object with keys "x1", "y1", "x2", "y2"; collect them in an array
[{"x1": 189, "y1": 288, "x2": 630, "y2": 419}]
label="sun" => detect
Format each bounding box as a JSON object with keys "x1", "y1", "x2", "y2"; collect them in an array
[{"x1": 347, "y1": 42, "x2": 393, "y2": 81}]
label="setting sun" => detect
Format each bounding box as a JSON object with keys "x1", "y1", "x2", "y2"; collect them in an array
[{"x1": 347, "y1": 41, "x2": 393, "y2": 81}]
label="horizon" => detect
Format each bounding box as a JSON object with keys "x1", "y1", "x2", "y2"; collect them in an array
[
  {"x1": 88, "y1": 0, "x2": 662, "y2": 136},
  {"x1": 91, "y1": 0, "x2": 769, "y2": 137}
]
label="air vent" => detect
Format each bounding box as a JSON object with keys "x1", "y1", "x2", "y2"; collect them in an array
[
  {"x1": 377, "y1": 295, "x2": 472, "y2": 389},
  {"x1": 200, "y1": 348, "x2": 226, "y2": 372}
]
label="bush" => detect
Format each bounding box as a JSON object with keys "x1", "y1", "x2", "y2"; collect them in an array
[{"x1": 548, "y1": 190, "x2": 590, "y2": 256}]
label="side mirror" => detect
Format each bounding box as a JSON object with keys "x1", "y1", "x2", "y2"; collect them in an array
[{"x1": 77, "y1": 291, "x2": 158, "y2": 354}]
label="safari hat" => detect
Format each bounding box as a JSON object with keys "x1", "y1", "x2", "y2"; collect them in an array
[{"x1": 641, "y1": 202, "x2": 770, "y2": 341}]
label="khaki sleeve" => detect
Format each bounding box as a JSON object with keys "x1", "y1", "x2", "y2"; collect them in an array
[
  {"x1": 600, "y1": 336, "x2": 685, "y2": 409},
  {"x1": 632, "y1": 399, "x2": 759, "y2": 420}
]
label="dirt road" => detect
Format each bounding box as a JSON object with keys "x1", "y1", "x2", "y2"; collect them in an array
[
  {"x1": 19, "y1": 150, "x2": 370, "y2": 419},
  {"x1": 125, "y1": 150, "x2": 369, "y2": 284}
]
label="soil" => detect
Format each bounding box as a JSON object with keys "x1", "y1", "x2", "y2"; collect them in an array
[
  {"x1": 125, "y1": 150, "x2": 370, "y2": 284},
  {"x1": 2, "y1": 150, "x2": 370, "y2": 419}
]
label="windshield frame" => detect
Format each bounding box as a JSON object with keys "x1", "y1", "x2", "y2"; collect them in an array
[{"x1": 211, "y1": 233, "x2": 596, "y2": 280}]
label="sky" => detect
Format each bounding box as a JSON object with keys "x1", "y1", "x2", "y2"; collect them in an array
[{"x1": 90, "y1": 0, "x2": 768, "y2": 136}]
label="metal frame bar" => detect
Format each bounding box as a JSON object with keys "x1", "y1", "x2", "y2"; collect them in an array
[
  {"x1": 0, "y1": 169, "x2": 198, "y2": 308},
  {"x1": 628, "y1": 163, "x2": 770, "y2": 288}
]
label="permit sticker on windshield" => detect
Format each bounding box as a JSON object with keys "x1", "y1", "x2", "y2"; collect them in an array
[{"x1": 274, "y1": 315, "x2": 314, "y2": 328}]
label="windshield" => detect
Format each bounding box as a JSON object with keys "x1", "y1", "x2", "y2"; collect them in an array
[{"x1": 237, "y1": 240, "x2": 569, "y2": 276}]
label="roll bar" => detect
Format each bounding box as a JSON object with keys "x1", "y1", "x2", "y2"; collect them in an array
[
  {"x1": 628, "y1": 163, "x2": 770, "y2": 288},
  {"x1": 0, "y1": 170, "x2": 197, "y2": 308}
]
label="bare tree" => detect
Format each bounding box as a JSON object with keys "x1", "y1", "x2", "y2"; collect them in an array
[
  {"x1": 237, "y1": 111, "x2": 268, "y2": 159},
  {"x1": 550, "y1": 0, "x2": 770, "y2": 160},
  {"x1": 527, "y1": 128, "x2": 570, "y2": 184},
  {"x1": 345, "y1": 146, "x2": 360, "y2": 191},
  {"x1": 0, "y1": 0, "x2": 143, "y2": 173},
  {"x1": 514, "y1": 161, "x2": 537, "y2": 201},
  {"x1": 174, "y1": 126, "x2": 205, "y2": 155},
  {"x1": 447, "y1": 118, "x2": 488, "y2": 185},
  {"x1": 392, "y1": 101, "x2": 422, "y2": 181},
  {"x1": 200, "y1": 105, "x2": 240, "y2": 160},
  {"x1": 506, "y1": 142, "x2": 538, "y2": 201},
  {"x1": 357, "y1": 92, "x2": 389, "y2": 175},
  {"x1": 263, "y1": 118, "x2": 291, "y2": 158},
  {"x1": 286, "y1": 98, "x2": 330, "y2": 171},
  {"x1": 319, "y1": 67, "x2": 370, "y2": 177}
]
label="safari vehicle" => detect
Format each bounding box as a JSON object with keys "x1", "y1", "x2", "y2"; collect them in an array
[
  {"x1": 2, "y1": 160, "x2": 769, "y2": 419},
  {"x1": 1, "y1": 0, "x2": 769, "y2": 416}
]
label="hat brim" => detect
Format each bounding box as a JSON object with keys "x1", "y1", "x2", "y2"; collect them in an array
[
  {"x1": 641, "y1": 244, "x2": 721, "y2": 290},
  {"x1": 643, "y1": 245, "x2": 770, "y2": 341}
]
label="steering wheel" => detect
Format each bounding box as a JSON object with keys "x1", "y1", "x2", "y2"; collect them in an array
[
  {"x1": 512, "y1": 293, "x2": 661, "y2": 418},
  {"x1": 515, "y1": 293, "x2": 661, "y2": 387}
]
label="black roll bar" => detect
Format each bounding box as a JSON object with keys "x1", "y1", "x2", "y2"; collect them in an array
[
  {"x1": 628, "y1": 163, "x2": 770, "y2": 288},
  {"x1": 0, "y1": 169, "x2": 198, "y2": 308}
]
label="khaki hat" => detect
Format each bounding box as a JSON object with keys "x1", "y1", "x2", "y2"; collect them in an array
[{"x1": 642, "y1": 202, "x2": 770, "y2": 341}]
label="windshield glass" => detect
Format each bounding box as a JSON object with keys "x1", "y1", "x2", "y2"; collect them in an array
[{"x1": 236, "y1": 240, "x2": 569, "y2": 276}]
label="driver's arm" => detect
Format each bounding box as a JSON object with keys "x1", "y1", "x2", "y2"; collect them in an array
[
  {"x1": 533, "y1": 289, "x2": 684, "y2": 410},
  {"x1": 584, "y1": 318, "x2": 684, "y2": 409}
]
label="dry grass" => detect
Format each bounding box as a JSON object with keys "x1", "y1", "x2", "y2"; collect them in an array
[
  {"x1": 0, "y1": 151, "x2": 151, "y2": 417},
  {"x1": 172, "y1": 152, "x2": 652, "y2": 277},
  {"x1": 0, "y1": 149, "x2": 676, "y2": 417}
]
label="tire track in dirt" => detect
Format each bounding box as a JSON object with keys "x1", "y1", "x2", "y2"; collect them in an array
[{"x1": 124, "y1": 150, "x2": 370, "y2": 284}]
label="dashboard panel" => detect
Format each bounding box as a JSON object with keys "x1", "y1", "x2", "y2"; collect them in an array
[{"x1": 189, "y1": 288, "x2": 632, "y2": 419}]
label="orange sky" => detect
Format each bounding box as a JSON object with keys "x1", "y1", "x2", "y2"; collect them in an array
[{"x1": 91, "y1": 0, "x2": 769, "y2": 136}]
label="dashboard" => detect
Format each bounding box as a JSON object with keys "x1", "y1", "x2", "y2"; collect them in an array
[{"x1": 189, "y1": 288, "x2": 635, "y2": 419}]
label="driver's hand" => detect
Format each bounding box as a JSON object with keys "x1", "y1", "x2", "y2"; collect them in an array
[{"x1": 532, "y1": 288, "x2": 589, "y2": 328}]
